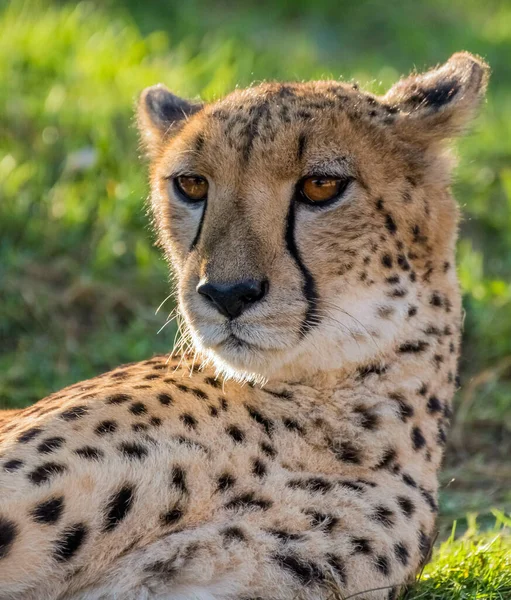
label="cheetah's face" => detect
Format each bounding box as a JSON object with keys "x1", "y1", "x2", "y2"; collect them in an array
[{"x1": 138, "y1": 54, "x2": 487, "y2": 381}]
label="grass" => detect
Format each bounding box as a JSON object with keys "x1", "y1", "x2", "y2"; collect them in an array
[
  {"x1": 1, "y1": 1, "x2": 510, "y2": 596},
  {"x1": 405, "y1": 515, "x2": 511, "y2": 599}
]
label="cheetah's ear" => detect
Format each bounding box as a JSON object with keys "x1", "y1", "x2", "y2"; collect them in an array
[
  {"x1": 137, "y1": 85, "x2": 203, "y2": 158},
  {"x1": 382, "y1": 52, "x2": 489, "y2": 144}
]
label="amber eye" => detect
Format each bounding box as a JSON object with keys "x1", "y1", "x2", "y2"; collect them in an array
[
  {"x1": 174, "y1": 175, "x2": 208, "y2": 202},
  {"x1": 300, "y1": 176, "x2": 351, "y2": 206}
]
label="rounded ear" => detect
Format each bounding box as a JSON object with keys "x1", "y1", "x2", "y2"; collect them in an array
[
  {"x1": 137, "y1": 84, "x2": 203, "y2": 157},
  {"x1": 382, "y1": 52, "x2": 489, "y2": 145}
]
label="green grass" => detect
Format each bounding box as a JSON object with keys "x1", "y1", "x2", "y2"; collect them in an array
[
  {"x1": 405, "y1": 515, "x2": 511, "y2": 599},
  {"x1": 1, "y1": 1, "x2": 510, "y2": 596}
]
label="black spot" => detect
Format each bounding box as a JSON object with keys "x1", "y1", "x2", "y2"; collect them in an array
[
  {"x1": 351, "y1": 537, "x2": 372, "y2": 554},
  {"x1": 397, "y1": 496, "x2": 415, "y2": 518},
  {"x1": 374, "y1": 448, "x2": 397, "y2": 470},
  {"x1": 282, "y1": 418, "x2": 304, "y2": 434},
  {"x1": 74, "y1": 446, "x2": 104, "y2": 461},
  {"x1": 374, "y1": 554, "x2": 390, "y2": 576},
  {"x1": 430, "y1": 292, "x2": 443, "y2": 307},
  {"x1": 438, "y1": 425, "x2": 447, "y2": 445},
  {"x1": 397, "y1": 255, "x2": 411, "y2": 271},
  {"x1": 376, "y1": 198, "x2": 384, "y2": 210},
  {"x1": 32, "y1": 496, "x2": 64, "y2": 524},
  {"x1": 434, "y1": 353, "x2": 444, "y2": 367},
  {"x1": 60, "y1": 406, "x2": 88, "y2": 421},
  {"x1": 224, "y1": 493, "x2": 272, "y2": 511},
  {"x1": 412, "y1": 427, "x2": 426, "y2": 450},
  {"x1": 18, "y1": 427, "x2": 43, "y2": 443},
  {"x1": 175, "y1": 436, "x2": 208, "y2": 452},
  {"x1": 171, "y1": 466, "x2": 188, "y2": 493},
  {"x1": 388, "y1": 287, "x2": 407, "y2": 298},
  {"x1": 54, "y1": 523, "x2": 87, "y2": 561},
  {"x1": 106, "y1": 394, "x2": 131, "y2": 405},
  {"x1": 246, "y1": 406, "x2": 274, "y2": 436},
  {"x1": 399, "y1": 341, "x2": 429, "y2": 353},
  {"x1": 129, "y1": 402, "x2": 147, "y2": 416},
  {"x1": 273, "y1": 553, "x2": 325, "y2": 585},
  {"x1": 372, "y1": 505, "x2": 395, "y2": 528},
  {"x1": 332, "y1": 441, "x2": 361, "y2": 464},
  {"x1": 217, "y1": 473, "x2": 235, "y2": 491},
  {"x1": 425, "y1": 325, "x2": 443, "y2": 337},
  {"x1": 267, "y1": 529, "x2": 303, "y2": 542},
  {"x1": 104, "y1": 485, "x2": 135, "y2": 532},
  {"x1": 354, "y1": 407, "x2": 379, "y2": 430},
  {"x1": 386, "y1": 275, "x2": 400, "y2": 285},
  {"x1": 204, "y1": 376, "x2": 221, "y2": 389},
  {"x1": 357, "y1": 363, "x2": 387, "y2": 379},
  {"x1": 119, "y1": 442, "x2": 148, "y2": 460},
  {"x1": 180, "y1": 413, "x2": 198, "y2": 430},
  {"x1": 28, "y1": 462, "x2": 67, "y2": 485},
  {"x1": 388, "y1": 586, "x2": 399, "y2": 600},
  {"x1": 192, "y1": 388, "x2": 208, "y2": 400},
  {"x1": 381, "y1": 254, "x2": 393, "y2": 268},
  {"x1": 221, "y1": 526, "x2": 246, "y2": 542},
  {"x1": 419, "y1": 530, "x2": 431, "y2": 563},
  {"x1": 226, "y1": 425, "x2": 245, "y2": 443},
  {"x1": 0, "y1": 518, "x2": 18, "y2": 559},
  {"x1": 304, "y1": 510, "x2": 338, "y2": 533},
  {"x1": 252, "y1": 458, "x2": 267, "y2": 478},
  {"x1": 144, "y1": 374, "x2": 160, "y2": 380},
  {"x1": 265, "y1": 388, "x2": 294, "y2": 401},
  {"x1": 385, "y1": 214, "x2": 397, "y2": 234},
  {"x1": 326, "y1": 554, "x2": 347, "y2": 585},
  {"x1": 260, "y1": 442, "x2": 276, "y2": 459},
  {"x1": 160, "y1": 507, "x2": 183, "y2": 526},
  {"x1": 402, "y1": 473, "x2": 417, "y2": 488},
  {"x1": 339, "y1": 481, "x2": 365, "y2": 493},
  {"x1": 408, "y1": 305, "x2": 418, "y2": 318},
  {"x1": 95, "y1": 420, "x2": 117, "y2": 436},
  {"x1": 149, "y1": 416, "x2": 162, "y2": 427},
  {"x1": 288, "y1": 477, "x2": 332, "y2": 493},
  {"x1": 209, "y1": 406, "x2": 219, "y2": 417},
  {"x1": 420, "y1": 488, "x2": 438, "y2": 512},
  {"x1": 389, "y1": 393, "x2": 414, "y2": 421},
  {"x1": 3, "y1": 459, "x2": 23, "y2": 472},
  {"x1": 158, "y1": 393, "x2": 173, "y2": 406},
  {"x1": 427, "y1": 396, "x2": 443, "y2": 414},
  {"x1": 176, "y1": 384, "x2": 190, "y2": 394},
  {"x1": 395, "y1": 542, "x2": 409, "y2": 566}
]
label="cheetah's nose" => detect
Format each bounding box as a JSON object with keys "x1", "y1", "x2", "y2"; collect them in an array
[{"x1": 197, "y1": 279, "x2": 269, "y2": 320}]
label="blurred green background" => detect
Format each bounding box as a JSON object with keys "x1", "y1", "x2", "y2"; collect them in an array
[{"x1": 1, "y1": 0, "x2": 510, "y2": 532}]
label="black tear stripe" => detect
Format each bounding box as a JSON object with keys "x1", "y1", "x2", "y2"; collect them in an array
[
  {"x1": 297, "y1": 133, "x2": 307, "y2": 161},
  {"x1": 190, "y1": 199, "x2": 207, "y2": 252},
  {"x1": 285, "y1": 201, "x2": 319, "y2": 337}
]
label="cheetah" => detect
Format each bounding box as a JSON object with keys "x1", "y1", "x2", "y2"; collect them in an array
[{"x1": 0, "y1": 52, "x2": 488, "y2": 600}]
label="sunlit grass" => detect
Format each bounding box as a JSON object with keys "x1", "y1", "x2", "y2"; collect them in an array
[{"x1": 406, "y1": 513, "x2": 511, "y2": 599}]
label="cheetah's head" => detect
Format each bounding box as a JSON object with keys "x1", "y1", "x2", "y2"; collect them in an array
[{"x1": 138, "y1": 53, "x2": 488, "y2": 382}]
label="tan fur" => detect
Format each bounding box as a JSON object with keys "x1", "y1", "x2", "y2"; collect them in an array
[{"x1": 0, "y1": 53, "x2": 488, "y2": 600}]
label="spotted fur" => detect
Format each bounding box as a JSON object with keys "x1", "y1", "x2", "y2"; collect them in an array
[{"x1": 0, "y1": 52, "x2": 488, "y2": 599}]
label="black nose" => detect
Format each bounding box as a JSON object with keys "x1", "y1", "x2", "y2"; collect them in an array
[{"x1": 197, "y1": 279, "x2": 269, "y2": 319}]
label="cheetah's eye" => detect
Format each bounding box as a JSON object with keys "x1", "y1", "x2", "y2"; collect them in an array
[
  {"x1": 299, "y1": 176, "x2": 352, "y2": 207},
  {"x1": 174, "y1": 175, "x2": 208, "y2": 203}
]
